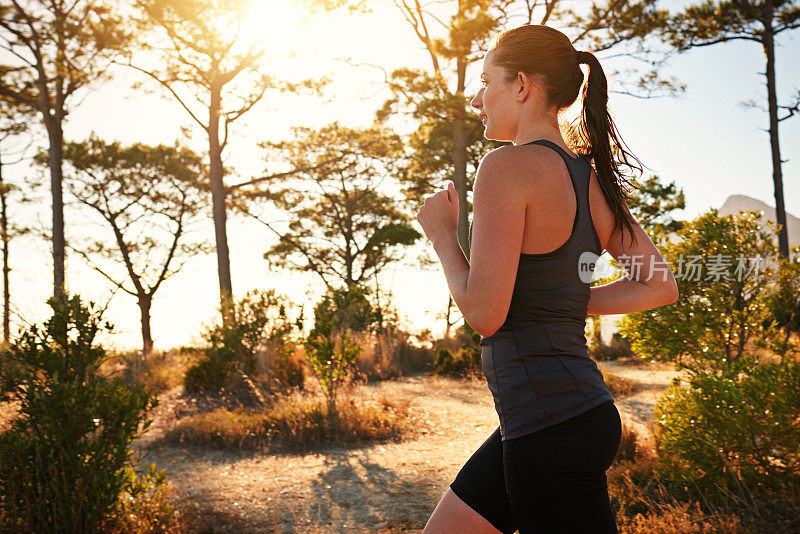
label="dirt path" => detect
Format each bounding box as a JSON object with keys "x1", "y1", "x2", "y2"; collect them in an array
[
  {"x1": 130, "y1": 361, "x2": 681, "y2": 533},
  {"x1": 597, "y1": 359, "x2": 683, "y2": 452}
]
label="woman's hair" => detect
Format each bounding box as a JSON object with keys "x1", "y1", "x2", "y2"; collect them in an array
[{"x1": 488, "y1": 24, "x2": 642, "y2": 249}]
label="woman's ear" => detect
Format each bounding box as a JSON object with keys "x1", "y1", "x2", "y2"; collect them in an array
[{"x1": 516, "y1": 71, "x2": 532, "y2": 102}]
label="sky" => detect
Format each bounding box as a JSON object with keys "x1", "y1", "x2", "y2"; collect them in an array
[{"x1": 5, "y1": 0, "x2": 800, "y2": 352}]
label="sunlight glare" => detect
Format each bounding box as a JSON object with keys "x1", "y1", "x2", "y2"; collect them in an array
[{"x1": 240, "y1": 0, "x2": 309, "y2": 51}]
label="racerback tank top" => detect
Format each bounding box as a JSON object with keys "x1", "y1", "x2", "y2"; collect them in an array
[{"x1": 468, "y1": 138, "x2": 614, "y2": 441}]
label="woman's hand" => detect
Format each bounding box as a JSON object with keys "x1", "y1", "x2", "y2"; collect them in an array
[{"x1": 416, "y1": 181, "x2": 459, "y2": 246}]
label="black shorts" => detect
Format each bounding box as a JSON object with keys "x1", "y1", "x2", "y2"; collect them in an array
[{"x1": 449, "y1": 399, "x2": 622, "y2": 534}]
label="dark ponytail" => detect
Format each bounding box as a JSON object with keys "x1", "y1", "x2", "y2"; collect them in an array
[
  {"x1": 574, "y1": 50, "x2": 641, "y2": 249},
  {"x1": 489, "y1": 25, "x2": 643, "y2": 249}
]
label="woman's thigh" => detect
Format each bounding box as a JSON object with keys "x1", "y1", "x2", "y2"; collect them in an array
[
  {"x1": 502, "y1": 400, "x2": 622, "y2": 534},
  {"x1": 442, "y1": 425, "x2": 517, "y2": 534}
]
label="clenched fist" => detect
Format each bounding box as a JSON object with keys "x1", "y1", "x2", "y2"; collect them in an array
[{"x1": 416, "y1": 181, "x2": 459, "y2": 245}]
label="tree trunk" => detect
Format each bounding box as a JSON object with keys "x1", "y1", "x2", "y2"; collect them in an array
[
  {"x1": 0, "y1": 149, "x2": 9, "y2": 343},
  {"x1": 208, "y1": 82, "x2": 234, "y2": 325},
  {"x1": 761, "y1": 8, "x2": 789, "y2": 258},
  {"x1": 46, "y1": 120, "x2": 66, "y2": 298},
  {"x1": 443, "y1": 294, "x2": 454, "y2": 340},
  {"x1": 452, "y1": 47, "x2": 470, "y2": 261},
  {"x1": 138, "y1": 293, "x2": 154, "y2": 358}
]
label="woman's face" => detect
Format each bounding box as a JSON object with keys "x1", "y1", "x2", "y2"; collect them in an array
[{"x1": 470, "y1": 50, "x2": 519, "y2": 142}]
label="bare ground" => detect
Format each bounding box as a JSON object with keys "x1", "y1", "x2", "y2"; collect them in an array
[{"x1": 127, "y1": 359, "x2": 682, "y2": 533}]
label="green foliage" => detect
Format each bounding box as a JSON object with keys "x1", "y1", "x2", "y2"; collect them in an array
[
  {"x1": 184, "y1": 289, "x2": 303, "y2": 394},
  {"x1": 654, "y1": 360, "x2": 800, "y2": 496},
  {"x1": 258, "y1": 122, "x2": 421, "y2": 289},
  {"x1": 626, "y1": 174, "x2": 686, "y2": 237},
  {"x1": 99, "y1": 463, "x2": 181, "y2": 533},
  {"x1": 619, "y1": 209, "x2": 778, "y2": 371},
  {"x1": 432, "y1": 321, "x2": 481, "y2": 377},
  {"x1": 0, "y1": 294, "x2": 159, "y2": 533},
  {"x1": 433, "y1": 346, "x2": 481, "y2": 377},
  {"x1": 183, "y1": 352, "x2": 237, "y2": 394},
  {"x1": 303, "y1": 285, "x2": 379, "y2": 412},
  {"x1": 758, "y1": 248, "x2": 800, "y2": 362},
  {"x1": 434, "y1": 348, "x2": 455, "y2": 373},
  {"x1": 620, "y1": 209, "x2": 800, "y2": 497}
]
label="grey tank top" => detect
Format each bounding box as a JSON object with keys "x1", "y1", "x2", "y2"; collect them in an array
[{"x1": 469, "y1": 138, "x2": 614, "y2": 441}]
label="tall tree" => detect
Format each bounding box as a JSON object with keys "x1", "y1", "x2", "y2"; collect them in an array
[
  {"x1": 626, "y1": 174, "x2": 686, "y2": 238},
  {"x1": 657, "y1": 0, "x2": 800, "y2": 257},
  {"x1": 250, "y1": 122, "x2": 421, "y2": 294},
  {"x1": 0, "y1": 98, "x2": 34, "y2": 343},
  {"x1": 50, "y1": 135, "x2": 211, "y2": 359},
  {"x1": 0, "y1": 0, "x2": 131, "y2": 298},
  {"x1": 129, "y1": 0, "x2": 327, "y2": 324}
]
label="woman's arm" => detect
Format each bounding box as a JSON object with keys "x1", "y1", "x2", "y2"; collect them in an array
[
  {"x1": 418, "y1": 148, "x2": 527, "y2": 337},
  {"x1": 588, "y1": 212, "x2": 679, "y2": 315}
]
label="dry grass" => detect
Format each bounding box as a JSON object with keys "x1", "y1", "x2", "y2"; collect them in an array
[
  {"x1": 604, "y1": 372, "x2": 641, "y2": 398},
  {"x1": 620, "y1": 500, "x2": 746, "y2": 534},
  {"x1": 352, "y1": 330, "x2": 436, "y2": 381},
  {"x1": 100, "y1": 346, "x2": 205, "y2": 394},
  {"x1": 615, "y1": 418, "x2": 654, "y2": 464},
  {"x1": 157, "y1": 389, "x2": 419, "y2": 453},
  {"x1": 609, "y1": 455, "x2": 800, "y2": 534}
]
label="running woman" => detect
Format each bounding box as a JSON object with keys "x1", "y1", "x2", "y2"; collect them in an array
[{"x1": 415, "y1": 24, "x2": 680, "y2": 534}]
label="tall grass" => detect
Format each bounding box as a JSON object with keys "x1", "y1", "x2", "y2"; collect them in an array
[{"x1": 157, "y1": 390, "x2": 419, "y2": 453}]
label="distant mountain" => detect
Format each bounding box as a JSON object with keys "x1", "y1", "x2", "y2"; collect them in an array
[{"x1": 718, "y1": 194, "x2": 799, "y2": 248}]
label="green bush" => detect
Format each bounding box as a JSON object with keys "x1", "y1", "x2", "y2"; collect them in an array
[
  {"x1": 99, "y1": 463, "x2": 181, "y2": 533},
  {"x1": 619, "y1": 210, "x2": 800, "y2": 500},
  {"x1": 184, "y1": 352, "x2": 237, "y2": 393},
  {"x1": 433, "y1": 346, "x2": 480, "y2": 377},
  {"x1": 0, "y1": 294, "x2": 160, "y2": 533},
  {"x1": 303, "y1": 284, "x2": 379, "y2": 413},
  {"x1": 618, "y1": 209, "x2": 778, "y2": 370},
  {"x1": 653, "y1": 361, "x2": 800, "y2": 497},
  {"x1": 185, "y1": 289, "x2": 304, "y2": 394}
]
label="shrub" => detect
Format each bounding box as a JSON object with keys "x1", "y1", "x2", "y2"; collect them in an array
[
  {"x1": 354, "y1": 327, "x2": 437, "y2": 379},
  {"x1": 653, "y1": 361, "x2": 800, "y2": 497},
  {"x1": 184, "y1": 289, "x2": 304, "y2": 394},
  {"x1": 303, "y1": 284, "x2": 380, "y2": 414},
  {"x1": 393, "y1": 333, "x2": 436, "y2": 374},
  {"x1": 591, "y1": 333, "x2": 635, "y2": 361},
  {"x1": 431, "y1": 322, "x2": 481, "y2": 377},
  {"x1": 618, "y1": 209, "x2": 778, "y2": 370},
  {"x1": 618, "y1": 210, "x2": 800, "y2": 499},
  {"x1": 432, "y1": 346, "x2": 480, "y2": 377},
  {"x1": 99, "y1": 463, "x2": 181, "y2": 533},
  {"x1": 0, "y1": 294, "x2": 160, "y2": 532}
]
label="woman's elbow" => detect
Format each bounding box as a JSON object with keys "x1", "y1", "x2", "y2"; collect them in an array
[
  {"x1": 471, "y1": 310, "x2": 505, "y2": 338},
  {"x1": 661, "y1": 280, "x2": 680, "y2": 305}
]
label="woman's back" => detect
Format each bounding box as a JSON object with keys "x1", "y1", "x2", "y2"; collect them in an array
[{"x1": 468, "y1": 138, "x2": 614, "y2": 441}]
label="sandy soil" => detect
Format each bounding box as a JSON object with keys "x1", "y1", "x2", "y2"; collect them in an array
[{"x1": 128, "y1": 359, "x2": 682, "y2": 533}]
